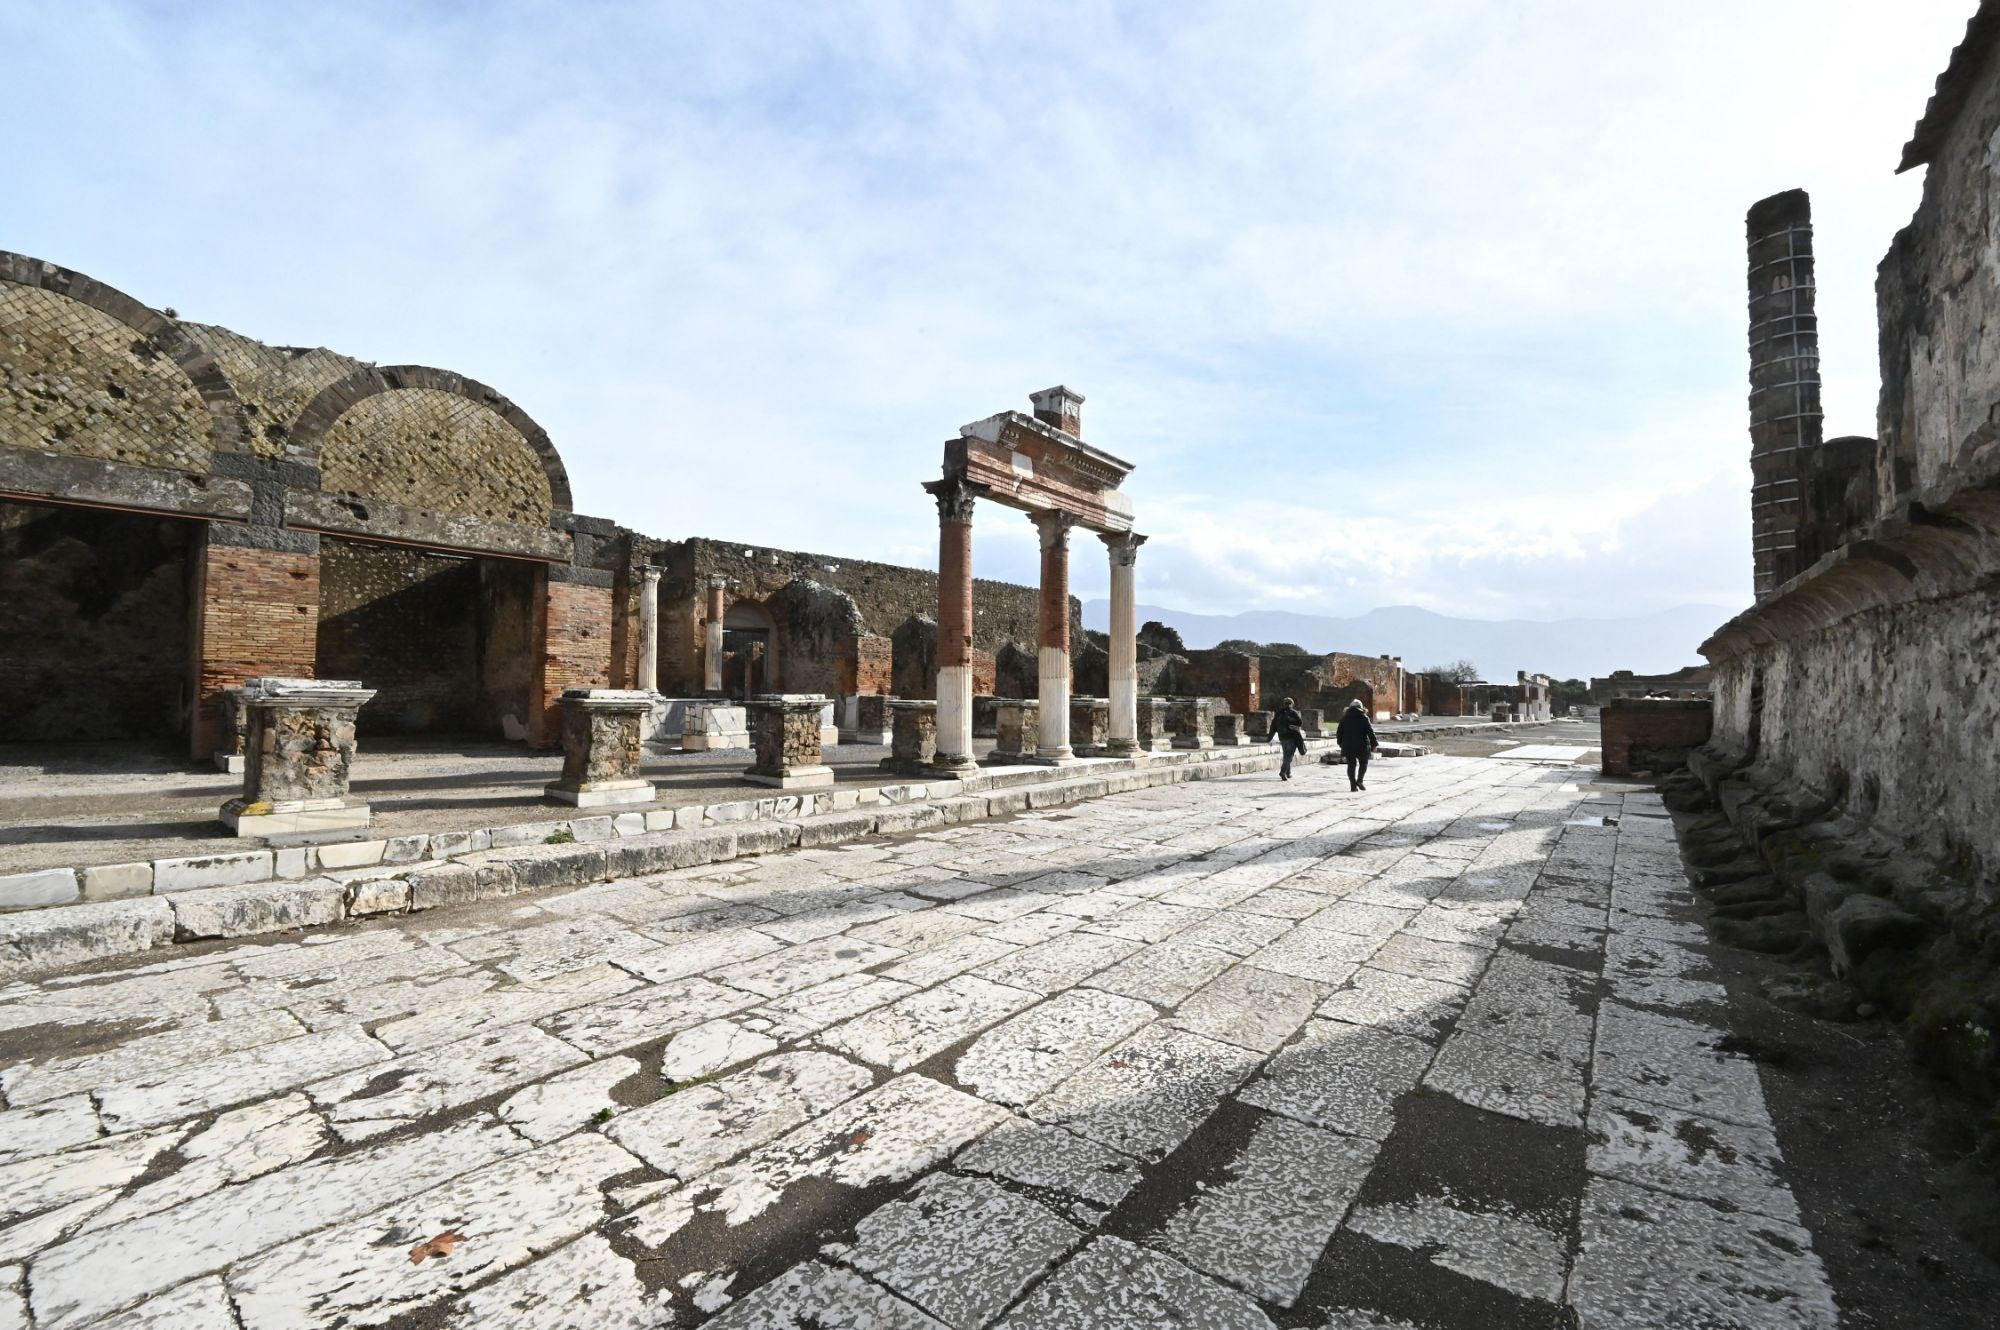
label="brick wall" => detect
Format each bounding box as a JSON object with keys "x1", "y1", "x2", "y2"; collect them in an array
[
  {"x1": 0, "y1": 501, "x2": 192, "y2": 741},
  {"x1": 190, "y1": 537, "x2": 320, "y2": 758},
  {"x1": 1170, "y1": 650, "x2": 1259, "y2": 714},
  {"x1": 839, "y1": 633, "x2": 892, "y2": 695},
  {"x1": 1601, "y1": 698, "x2": 1713, "y2": 776},
  {"x1": 529, "y1": 577, "x2": 614, "y2": 748}
]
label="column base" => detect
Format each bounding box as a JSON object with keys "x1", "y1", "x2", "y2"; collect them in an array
[
  {"x1": 220, "y1": 797, "x2": 371, "y2": 838},
  {"x1": 928, "y1": 752, "x2": 981, "y2": 776},
  {"x1": 1020, "y1": 749, "x2": 1085, "y2": 766},
  {"x1": 1171, "y1": 736, "x2": 1215, "y2": 750},
  {"x1": 839, "y1": 729, "x2": 894, "y2": 746},
  {"x1": 544, "y1": 779, "x2": 657, "y2": 808},
  {"x1": 213, "y1": 752, "x2": 246, "y2": 775},
  {"x1": 983, "y1": 748, "x2": 1038, "y2": 766},
  {"x1": 742, "y1": 765, "x2": 836, "y2": 790}
]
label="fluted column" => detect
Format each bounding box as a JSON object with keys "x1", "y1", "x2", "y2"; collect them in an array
[
  {"x1": 1102, "y1": 531, "x2": 1146, "y2": 755},
  {"x1": 1034, "y1": 511, "x2": 1077, "y2": 761},
  {"x1": 637, "y1": 568, "x2": 660, "y2": 693},
  {"x1": 703, "y1": 575, "x2": 726, "y2": 694},
  {"x1": 925, "y1": 476, "x2": 980, "y2": 770}
]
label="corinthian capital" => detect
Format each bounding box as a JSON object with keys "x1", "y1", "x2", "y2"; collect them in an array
[
  {"x1": 1033, "y1": 510, "x2": 1079, "y2": 551},
  {"x1": 1100, "y1": 531, "x2": 1147, "y2": 567},
  {"x1": 924, "y1": 475, "x2": 981, "y2": 524}
]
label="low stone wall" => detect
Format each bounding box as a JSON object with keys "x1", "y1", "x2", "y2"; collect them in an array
[
  {"x1": 1600, "y1": 698, "x2": 1712, "y2": 776},
  {"x1": 0, "y1": 746, "x2": 1283, "y2": 978}
]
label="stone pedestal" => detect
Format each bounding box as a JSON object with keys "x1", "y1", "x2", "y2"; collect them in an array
[
  {"x1": 744, "y1": 694, "x2": 835, "y2": 789},
  {"x1": 1070, "y1": 696, "x2": 1111, "y2": 756},
  {"x1": 1492, "y1": 705, "x2": 1513, "y2": 722},
  {"x1": 683, "y1": 702, "x2": 750, "y2": 751},
  {"x1": 544, "y1": 689, "x2": 657, "y2": 806},
  {"x1": 1243, "y1": 711, "x2": 1274, "y2": 741},
  {"x1": 220, "y1": 678, "x2": 376, "y2": 837},
  {"x1": 988, "y1": 699, "x2": 1040, "y2": 764},
  {"x1": 882, "y1": 699, "x2": 940, "y2": 776},
  {"x1": 1298, "y1": 708, "x2": 1327, "y2": 739},
  {"x1": 1170, "y1": 698, "x2": 1216, "y2": 750},
  {"x1": 972, "y1": 695, "x2": 1002, "y2": 739},
  {"x1": 839, "y1": 694, "x2": 894, "y2": 745},
  {"x1": 1134, "y1": 697, "x2": 1173, "y2": 752},
  {"x1": 214, "y1": 687, "x2": 248, "y2": 774},
  {"x1": 1213, "y1": 714, "x2": 1249, "y2": 746}
]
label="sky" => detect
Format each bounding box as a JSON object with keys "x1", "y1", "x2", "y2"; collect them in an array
[{"x1": 2, "y1": 1, "x2": 1976, "y2": 644}]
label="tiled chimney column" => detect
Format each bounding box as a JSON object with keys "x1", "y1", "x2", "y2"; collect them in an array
[
  {"x1": 1746, "y1": 189, "x2": 1822, "y2": 600},
  {"x1": 703, "y1": 575, "x2": 726, "y2": 694},
  {"x1": 638, "y1": 568, "x2": 660, "y2": 693},
  {"x1": 1029, "y1": 385, "x2": 1085, "y2": 436},
  {"x1": 1101, "y1": 531, "x2": 1146, "y2": 756},
  {"x1": 926, "y1": 477, "x2": 980, "y2": 771},
  {"x1": 1034, "y1": 511, "x2": 1077, "y2": 761}
]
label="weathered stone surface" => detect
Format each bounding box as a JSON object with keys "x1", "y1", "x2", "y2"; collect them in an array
[
  {"x1": 821, "y1": 974, "x2": 1040, "y2": 1071},
  {"x1": 847, "y1": 1172, "x2": 1081, "y2": 1326},
  {"x1": 152, "y1": 851, "x2": 273, "y2": 894},
  {"x1": 706, "y1": 1262, "x2": 946, "y2": 1329},
  {"x1": 168, "y1": 878, "x2": 345, "y2": 940},
  {"x1": 606, "y1": 1051, "x2": 872, "y2": 1183},
  {"x1": 439, "y1": 1233, "x2": 663, "y2": 1329},
  {"x1": 996, "y1": 1236, "x2": 1275, "y2": 1329},
  {"x1": 309, "y1": 1025, "x2": 588, "y2": 1141},
  {"x1": 956, "y1": 989, "x2": 1156, "y2": 1105},
  {"x1": 1029, "y1": 1024, "x2": 1258, "y2": 1162},
  {"x1": 0, "y1": 869, "x2": 79, "y2": 911},
  {"x1": 1242, "y1": 1019, "x2": 1432, "y2": 1140},
  {"x1": 97, "y1": 1026, "x2": 389, "y2": 1131},
  {"x1": 0, "y1": 896, "x2": 175, "y2": 978}
]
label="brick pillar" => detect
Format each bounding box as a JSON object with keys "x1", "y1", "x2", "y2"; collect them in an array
[
  {"x1": 530, "y1": 570, "x2": 615, "y2": 749},
  {"x1": 1747, "y1": 189, "x2": 1821, "y2": 601},
  {"x1": 925, "y1": 476, "x2": 980, "y2": 771},
  {"x1": 189, "y1": 528, "x2": 320, "y2": 761}
]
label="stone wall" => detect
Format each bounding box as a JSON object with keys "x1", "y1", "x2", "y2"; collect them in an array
[
  {"x1": 316, "y1": 539, "x2": 482, "y2": 735},
  {"x1": 318, "y1": 389, "x2": 553, "y2": 525},
  {"x1": 1600, "y1": 698, "x2": 1713, "y2": 776},
  {"x1": 189, "y1": 538, "x2": 320, "y2": 758},
  {"x1": 1162, "y1": 650, "x2": 1259, "y2": 715},
  {"x1": 0, "y1": 501, "x2": 191, "y2": 741}
]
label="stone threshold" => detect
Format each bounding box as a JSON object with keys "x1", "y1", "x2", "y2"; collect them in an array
[{"x1": 0, "y1": 747, "x2": 1284, "y2": 981}]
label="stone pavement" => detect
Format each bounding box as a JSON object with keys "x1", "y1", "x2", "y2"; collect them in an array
[{"x1": 0, "y1": 753, "x2": 1839, "y2": 1328}]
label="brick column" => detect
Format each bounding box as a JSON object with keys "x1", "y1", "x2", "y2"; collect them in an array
[
  {"x1": 924, "y1": 477, "x2": 980, "y2": 772},
  {"x1": 1101, "y1": 531, "x2": 1145, "y2": 756},
  {"x1": 703, "y1": 575, "x2": 727, "y2": 694},
  {"x1": 529, "y1": 569, "x2": 615, "y2": 749},
  {"x1": 188, "y1": 526, "x2": 320, "y2": 761},
  {"x1": 637, "y1": 568, "x2": 660, "y2": 694},
  {"x1": 1033, "y1": 511, "x2": 1077, "y2": 761}
]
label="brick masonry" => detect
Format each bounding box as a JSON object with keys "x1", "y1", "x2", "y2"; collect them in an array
[
  {"x1": 530, "y1": 578, "x2": 615, "y2": 749},
  {"x1": 190, "y1": 537, "x2": 319, "y2": 758},
  {"x1": 1600, "y1": 698, "x2": 1712, "y2": 776}
]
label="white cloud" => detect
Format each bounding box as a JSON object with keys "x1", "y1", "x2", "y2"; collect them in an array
[{"x1": 2, "y1": 0, "x2": 1974, "y2": 635}]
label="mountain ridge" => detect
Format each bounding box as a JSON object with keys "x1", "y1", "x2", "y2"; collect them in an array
[{"x1": 1080, "y1": 600, "x2": 1735, "y2": 681}]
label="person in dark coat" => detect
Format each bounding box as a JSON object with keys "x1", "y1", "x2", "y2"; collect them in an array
[
  {"x1": 1270, "y1": 696, "x2": 1307, "y2": 781},
  {"x1": 1335, "y1": 698, "x2": 1380, "y2": 791}
]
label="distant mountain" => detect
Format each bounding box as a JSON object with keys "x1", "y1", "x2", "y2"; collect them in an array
[{"x1": 1079, "y1": 600, "x2": 1736, "y2": 681}]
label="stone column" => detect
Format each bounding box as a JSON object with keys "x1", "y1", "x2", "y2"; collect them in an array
[
  {"x1": 219, "y1": 677, "x2": 376, "y2": 836},
  {"x1": 544, "y1": 689, "x2": 657, "y2": 806},
  {"x1": 703, "y1": 575, "x2": 727, "y2": 694},
  {"x1": 1101, "y1": 532, "x2": 1145, "y2": 756},
  {"x1": 744, "y1": 693, "x2": 835, "y2": 789},
  {"x1": 637, "y1": 568, "x2": 661, "y2": 694},
  {"x1": 924, "y1": 477, "x2": 981, "y2": 772},
  {"x1": 1033, "y1": 511, "x2": 1078, "y2": 762}
]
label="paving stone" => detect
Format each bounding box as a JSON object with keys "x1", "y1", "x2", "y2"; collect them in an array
[
  {"x1": 497, "y1": 1055, "x2": 641, "y2": 1143},
  {"x1": 846, "y1": 1172, "x2": 1082, "y2": 1327},
  {"x1": 0, "y1": 897, "x2": 174, "y2": 985},
  {"x1": 980, "y1": 910, "x2": 1088, "y2": 945},
  {"x1": 1586, "y1": 1094, "x2": 1801, "y2": 1224},
  {"x1": 1241, "y1": 1020, "x2": 1434, "y2": 1141},
  {"x1": 539, "y1": 976, "x2": 761, "y2": 1056},
  {"x1": 1567, "y1": 1176, "x2": 1837, "y2": 1329},
  {"x1": 1173, "y1": 909, "x2": 1293, "y2": 956},
  {"x1": 373, "y1": 964, "x2": 640, "y2": 1052},
  {"x1": 1299, "y1": 899, "x2": 1417, "y2": 939},
  {"x1": 441, "y1": 1232, "x2": 665, "y2": 1328},
  {"x1": 995, "y1": 1235, "x2": 1275, "y2": 1330},
  {"x1": 821, "y1": 974, "x2": 1040, "y2": 1071},
  {"x1": 81, "y1": 1094, "x2": 328, "y2": 1231},
  {"x1": 606, "y1": 1051, "x2": 872, "y2": 1184},
  {"x1": 1162, "y1": 1112, "x2": 1379, "y2": 1305},
  {"x1": 1170, "y1": 963, "x2": 1324, "y2": 1052},
  {"x1": 1315, "y1": 965, "x2": 1470, "y2": 1041},
  {"x1": 1078, "y1": 900, "x2": 1207, "y2": 943},
  {"x1": 1346, "y1": 1197, "x2": 1570, "y2": 1303},
  {"x1": 309, "y1": 1024, "x2": 588, "y2": 1142},
  {"x1": 227, "y1": 1134, "x2": 642, "y2": 1329},
  {"x1": 1367, "y1": 933, "x2": 1492, "y2": 987},
  {"x1": 1028, "y1": 1024, "x2": 1260, "y2": 1162},
  {"x1": 969, "y1": 931, "x2": 1140, "y2": 994},
  {"x1": 745, "y1": 973, "x2": 918, "y2": 1040},
  {"x1": 0, "y1": 1124, "x2": 186, "y2": 1225},
  {"x1": 1591, "y1": 1002, "x2": 1769, "y2": 1126},
  {"x1": 876, "y1": 933, "x2": 1019, "y2": 986},
  {"x1": 1081, "y1": 939, "x2": 1237, "y2": 1008},
  {"x1": 705, "y1": 1262, "x2": 946, "y2": 1329},
  {"x1": 97, "y1": 1026, "x2": 390, "y2": 1131},
  {"x1": 660, "y1": 1019, "x2": 783, "y2": 1080},
  {"x1": 0, "y1": 1097, "x2": 101, "y2": 1163},
  {"x1": 85, "y1": 1277, "x2": 235, "y2": 1329},
  {"x1": 28, "y1": 1116, "x2": 521, "y2": 1330},
  {"x1": 613, "y1": 927, "x2": 783, "y2": 984},
  {"x1": 954, "y1": 1119, "x2": 1143, "y2": 1216},
  {"x1": 1424, "y1": 1030, "x2": 1587, "y2": 1128},
  {"x1": 956, "y1": 989, "x2": 1157, "y2": 1105},
  {"x1": 711, "y1": 935, "x2": 904, "y2": 998}
]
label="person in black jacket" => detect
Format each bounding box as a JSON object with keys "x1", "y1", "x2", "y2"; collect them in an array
[
  {"x1": 1335, "y1": 698, "x2": 1380, "y2": 791},
  {"x1": 1270, "y1": 697, "x2": 1306, "y2": 781}
]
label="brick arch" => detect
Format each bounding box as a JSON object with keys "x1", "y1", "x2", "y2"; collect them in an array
[
  {"x1": 0, "y1": 250, "x2": 253, "y2": 467},
  {"x1": 289, "y1": 365, "x2": 572, "y2": 515}
]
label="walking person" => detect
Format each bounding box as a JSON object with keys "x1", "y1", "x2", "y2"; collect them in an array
[
  {"x1": 1336, "y1": 698, "x2": 1381, "y2": 791},
  {"x1": 1270, "y1": 696, "x2": 1307, "y2": 781}
]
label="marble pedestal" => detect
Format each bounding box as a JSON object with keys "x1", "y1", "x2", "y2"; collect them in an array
[
  {"x1": 219, "y1": 678, "x2": 376, "y2": 837},
  {"x1": 744, "y1": 694, "x2": 835, "y2": 789},
  {"x1": 545, "y1": 689, "x2": 657, "y2": 807},
  {"x1": 987, "y1": 699, "x2": 1040, "y2": 764},
  {"x1": 839, "y1": 694, "x2": 894, "y2": 746},
  {"x1": 683, "y1": 703, "x2": 750, "y2": 751}
]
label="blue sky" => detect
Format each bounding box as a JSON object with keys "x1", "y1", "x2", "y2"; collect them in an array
[{"x1": 2, "y1": 1, "x2": 1974, "y2": 641}]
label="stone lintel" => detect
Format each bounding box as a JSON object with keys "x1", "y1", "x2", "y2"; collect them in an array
[{"x1": 0, "y1": 446, "x2": 254, "y2": 520}]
